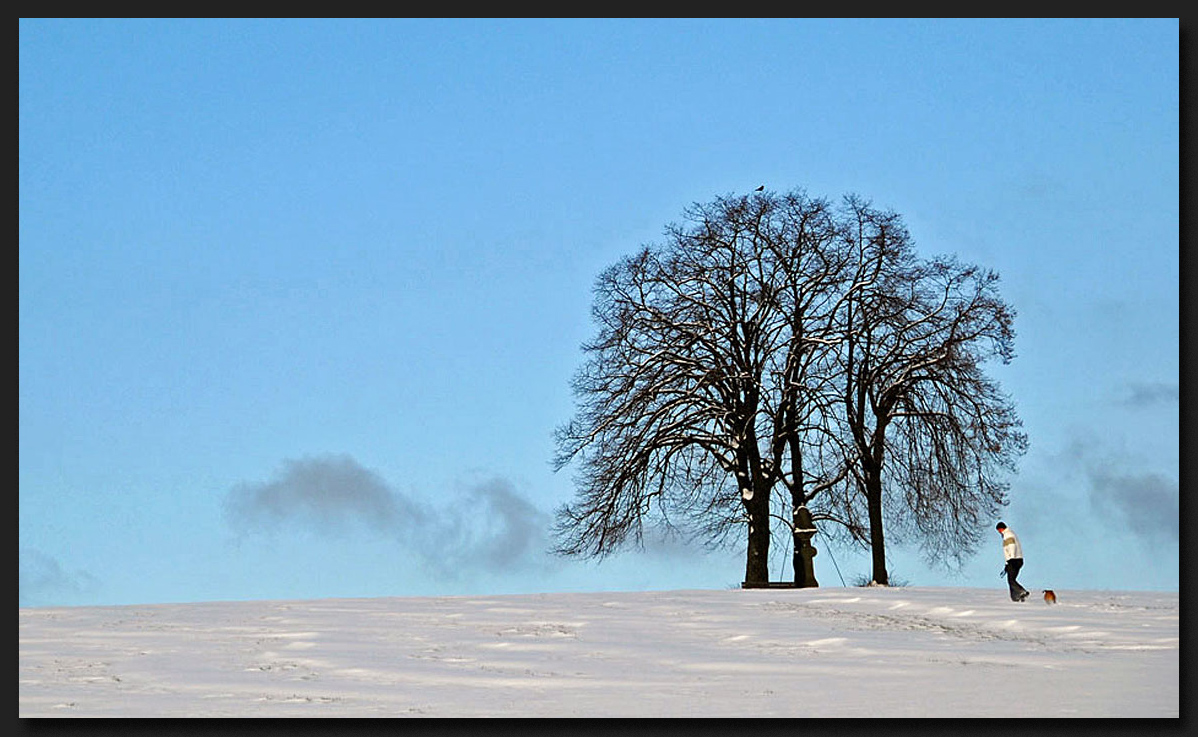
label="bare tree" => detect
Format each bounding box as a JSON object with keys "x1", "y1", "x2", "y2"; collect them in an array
[
  {"x1": 836, "y1": 196, "x2": 1028, "y2": 584},
  {"x1": 553, "y1": 192, "x2": 842, "y2": 584},
  {"x1": 553, "y1": 190, "x2": 1026, "y2": 589},
  {"x1": 758, "y1": 192, "x2": 860, "y2": 584}
]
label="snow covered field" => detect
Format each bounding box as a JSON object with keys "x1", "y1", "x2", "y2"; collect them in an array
[{"x1": 19, "y1": 586, "x2": 1178, "y2": 718}]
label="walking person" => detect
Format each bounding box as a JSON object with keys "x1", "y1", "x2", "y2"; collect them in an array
[{"x1": 997, "y1": 522, "x2": 1030, "y2": 602}]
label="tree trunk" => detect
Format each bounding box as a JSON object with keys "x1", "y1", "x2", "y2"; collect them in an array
[
  {"x1": 864, "y1": 463, "x2": 889, "y2": 586},
  {"x1": 789, "y1": 440, "x2": 818, "y2": 587},
  {"x1": 742, "y1": 480, "x2": 771, "y2": 584},
  {"x1": 791, "y1": 513, "x2": 805, "y2": 586}
]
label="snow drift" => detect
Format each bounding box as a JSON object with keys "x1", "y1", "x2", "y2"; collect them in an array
[{"x1": 19, "y1": 586, "x2": 1178, "y2": 717}]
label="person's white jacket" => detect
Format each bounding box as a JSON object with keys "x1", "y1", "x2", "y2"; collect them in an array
[{"x1": 1001, "y1": 528, "x2": 1023, "y2": 561}]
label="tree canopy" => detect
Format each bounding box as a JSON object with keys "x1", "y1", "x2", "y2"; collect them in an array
[{"x1": 553, "y1": 188, "x2": 1027, "y2": 585}]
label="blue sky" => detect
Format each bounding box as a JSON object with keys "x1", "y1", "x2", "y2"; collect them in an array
[{"x1": 19, "y1": 18, "x2": 1179, "y2": 607}]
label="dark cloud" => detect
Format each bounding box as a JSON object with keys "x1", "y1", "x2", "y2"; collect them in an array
[
  {"x1": 223, "y1": 455, "x2": 555, "y2": 576},
  {"x1": 19, "y1": 548, "x2": 96, "y2": 606},
  {"x1": 440, "y1": 478, "x2": 554, "y2": 574},
  {"x1": 1121, "y1": 382, "x2": 1179, "y2": 408},
  {"x1": 224, "y1": 454, "x2": 423, "y2": 536},
  {"x1": 1088, "y1": 469, "x2": 1179, "y2": 545},
  {"x1": 1048, "y1": 434, "x2": 1178, "y2": 548}
]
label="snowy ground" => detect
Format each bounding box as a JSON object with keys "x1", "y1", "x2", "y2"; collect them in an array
[{"x1": 19, "y1": 586, "x2": 1178, "y2": 718}]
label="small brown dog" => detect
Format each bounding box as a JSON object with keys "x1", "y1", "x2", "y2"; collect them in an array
[{"x1": 1043, "y1": 589, "x2": 1057, "y2": 604}]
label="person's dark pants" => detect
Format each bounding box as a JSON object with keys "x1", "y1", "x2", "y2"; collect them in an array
[{"x1": 1005, "y1": 558, "x2": 1029, "y2": 601}]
